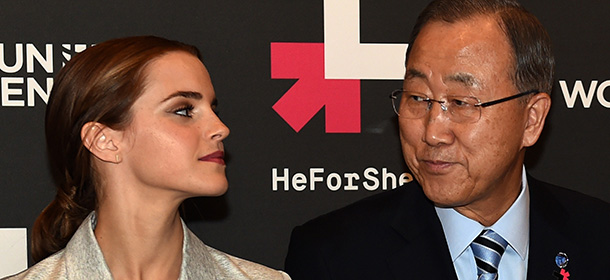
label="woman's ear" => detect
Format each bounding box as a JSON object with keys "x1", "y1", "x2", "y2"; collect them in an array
[
  {"x1": 81, "y1": 122, "x2": 122, "y2": 163},
  {"x1": 522, "y1": 92, "x2": 551, "y2": 148}
]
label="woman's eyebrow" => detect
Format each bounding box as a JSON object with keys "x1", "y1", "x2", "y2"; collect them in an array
[{"x1": 161, "y1": 91, "x2": 203, "y2": 103}]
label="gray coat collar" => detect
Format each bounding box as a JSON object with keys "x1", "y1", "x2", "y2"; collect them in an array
[{"x1": 64, "y1": 212, "x2": 227, "y2": 279}]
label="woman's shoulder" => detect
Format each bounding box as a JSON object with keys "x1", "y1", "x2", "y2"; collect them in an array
[
  {"x1": 204, "y1": 246, "x2": 291, "y2": 280},
  {"x1": 4, "y1": 212, "x2": 107, "y2": 280},
  {"x1": 182, "y1": 226, "x2": 290, "y2": 279},
  {"x1": 2, "y1": 250, "x2": 67, "y2": 280}
]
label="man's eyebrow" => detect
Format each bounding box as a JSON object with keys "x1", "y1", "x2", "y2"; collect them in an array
[
  {"x1": 161, "y1": 91, "x2": 203, "y2": 103},
  {"x1": 404, "y1": 69, "x2": 480, "y2": 88},
  {"x1": 405, "y1": 68, "x2": 426, "y2": 80},
  {"x1": 445, "y1": 72, "x2": 480, "y2": 88}
]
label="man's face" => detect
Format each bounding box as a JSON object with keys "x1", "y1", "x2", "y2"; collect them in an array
[{"x1": 400, "y1": 15, "x2": 532, "y2": 216}]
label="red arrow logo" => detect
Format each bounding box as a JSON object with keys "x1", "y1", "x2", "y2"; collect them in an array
[{"x1": 271, "y1": 43, "x2": 361, "y2": 133}]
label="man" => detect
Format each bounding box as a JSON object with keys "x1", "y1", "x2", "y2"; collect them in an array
[{"x1": 284, "y1": 0, "x2": 610, "y2": 279}]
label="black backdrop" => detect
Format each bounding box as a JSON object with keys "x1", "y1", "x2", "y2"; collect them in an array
[{"x1": 1, "y1": 0, "x2": 608, "y2": 275}]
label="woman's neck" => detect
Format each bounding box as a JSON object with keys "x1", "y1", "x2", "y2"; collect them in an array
[{"x1": 94, "y1": 201, "x2": 184, "y2": 280}]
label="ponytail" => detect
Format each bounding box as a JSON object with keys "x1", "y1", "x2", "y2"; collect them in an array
[{"x1": 31, "y1": 185, "x2": 93, "y2": 262}]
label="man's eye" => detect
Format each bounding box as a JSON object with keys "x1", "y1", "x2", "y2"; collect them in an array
[
  {"x1": 450, "y1": 98, "x2": 471, "y2": 107},
  {"x1": 409, "y1": 95, "x2": 427, "y2": 102},
  {"x1": 174, "y1": 105, "x2": 194, "y2": 117}
]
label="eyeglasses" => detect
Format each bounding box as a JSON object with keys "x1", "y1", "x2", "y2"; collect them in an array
[{"x1": 390, "y1": 89, "x2": 539, "y2": 123}]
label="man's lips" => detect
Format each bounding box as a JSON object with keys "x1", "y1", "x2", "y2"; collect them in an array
[
  {"x1": 420, "y1": 159, "x2": 455, "y2": 174},
  {"x1": 199, "y1": 151, "x2": 225, "y2": 165}
]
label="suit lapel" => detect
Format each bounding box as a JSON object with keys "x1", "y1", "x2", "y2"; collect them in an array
[
  {"x1": 386, "y1": 185, "x2": 458, "y2": 279},
  {"x1": 527, "y1": 176, "x2": 581, "y2": 279}
]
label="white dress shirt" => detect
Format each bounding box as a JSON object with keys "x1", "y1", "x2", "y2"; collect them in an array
[{"x1": 435, "y1": 166, "x2": 530, "y2": 280}]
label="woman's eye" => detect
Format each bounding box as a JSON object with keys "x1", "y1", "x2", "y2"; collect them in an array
[{"x1": 174, "y1": 105, "x2": 194, "y2": 117}]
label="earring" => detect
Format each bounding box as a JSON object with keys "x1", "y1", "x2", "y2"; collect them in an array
[{"x1": 115, "y1": 154, "x2": 120, "y2": 163}]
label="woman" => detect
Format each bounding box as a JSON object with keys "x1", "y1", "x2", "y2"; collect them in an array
[{"x1": 5, "y1": 36, "x2": 290, "y2": 279}]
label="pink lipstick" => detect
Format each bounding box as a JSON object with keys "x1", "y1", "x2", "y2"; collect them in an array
[{"x1": 199, "y1": 151, "x2": 225, "y2": 165}]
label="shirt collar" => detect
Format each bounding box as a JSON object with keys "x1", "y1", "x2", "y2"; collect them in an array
[{"x1": 435, "y1": 166, "x2": 530, "y2": 261}]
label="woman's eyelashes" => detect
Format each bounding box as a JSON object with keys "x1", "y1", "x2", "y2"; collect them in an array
[{"x1": 173, "y1": 104, "x2": 195, "y2": 118}]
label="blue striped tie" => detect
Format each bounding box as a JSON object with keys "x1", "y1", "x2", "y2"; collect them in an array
[{"x1": 470, "y1": 229, "x2": 508, "y2": 280}]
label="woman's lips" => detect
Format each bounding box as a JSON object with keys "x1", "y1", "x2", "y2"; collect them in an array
[{"x1": 199, "y1": 151, "x2": 225, "y2": 165}]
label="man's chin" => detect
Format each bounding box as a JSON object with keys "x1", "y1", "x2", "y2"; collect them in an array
[{"x1": 419, "y1": 181, "x2": 468, "y2": 208}]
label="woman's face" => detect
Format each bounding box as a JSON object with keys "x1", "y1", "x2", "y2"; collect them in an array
[{"x1": 118, "y1": 51, "x2": 230, "y2": 199}]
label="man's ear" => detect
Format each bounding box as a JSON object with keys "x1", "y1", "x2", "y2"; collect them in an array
[
  {"x1": 522, "y1": 92, "x2": 551, "y2": 148},
  {"x1": 81, "y1": 122, "x2": 122, "y2": 163}
]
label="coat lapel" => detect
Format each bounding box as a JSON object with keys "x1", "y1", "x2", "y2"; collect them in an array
[
  {"x1": 527, "y1": 176, "x2": 582, "y2": 280},
  {"x1": 65, "y1": 212, "x2": 114, "y2": 279},
  {"x1": 386, "y1": 185, "x2": 458, "y2": 279}
]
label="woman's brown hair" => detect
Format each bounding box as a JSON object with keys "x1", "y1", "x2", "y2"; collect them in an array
[{"x1": 32, "y1": 36, "x2": 200, "y2": 262}]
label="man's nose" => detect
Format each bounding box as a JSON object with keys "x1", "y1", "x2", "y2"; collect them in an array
[{"x1": 422, "y1": 102, "x2": 455, "y2": 146}]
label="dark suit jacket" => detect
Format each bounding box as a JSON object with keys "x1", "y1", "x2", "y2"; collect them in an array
[{"x1": 284, "y1": 176, "x2": 610, "y2": 279}]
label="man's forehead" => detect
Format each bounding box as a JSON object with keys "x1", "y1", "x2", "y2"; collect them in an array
[
  {"x1": 405, "y1": 16, "x2": 512, "y2": 90},
  {"x1": 405, "y1": 68, "x2": 482, "y2": 88},
  {"x1": 413, "y1": 15, "x2": 508, "y2": 50}
]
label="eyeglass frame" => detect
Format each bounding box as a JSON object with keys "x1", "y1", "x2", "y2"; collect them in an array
[{"x1": 390, "y1": 89, "x2": 539, "y2": 122}]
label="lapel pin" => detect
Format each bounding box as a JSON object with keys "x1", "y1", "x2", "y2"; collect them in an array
[
  {"x1": 553, "y1": 252, "x2": 570, "y2": 280},
  {"x1": 555, "y1": 252, "x2": 569, "y2": 268}
]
